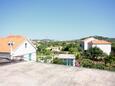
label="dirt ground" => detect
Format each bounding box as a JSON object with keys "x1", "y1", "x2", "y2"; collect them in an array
[{"x1": 0, "y1": 62, "x2": 115, "y2": 86}]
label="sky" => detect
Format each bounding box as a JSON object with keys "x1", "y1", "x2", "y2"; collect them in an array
[{"x1": 0, "y1": 0, "x2": 115, "y2": 40}]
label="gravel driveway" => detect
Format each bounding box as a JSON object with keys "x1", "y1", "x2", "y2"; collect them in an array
[{"x1": 0, "y1": 62, "x2": 115, "y2": 86}]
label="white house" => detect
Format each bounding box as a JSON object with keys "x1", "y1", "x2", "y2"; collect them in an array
[
  {"x1": 55, "y1": 54, "x2": 76, "y2": 66},
  {"x1": 81, "y1": 37, "x2": 96, "y2": 50},
  {"x1": 0, "y1": 35, "x2": 36, "y2": 61},
  {"x1": 81, "y1": 37, "x2": 111, "y2": 55}
]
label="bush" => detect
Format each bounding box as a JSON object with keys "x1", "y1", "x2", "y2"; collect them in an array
[
  {"x1": 52, "y1": 58, "x2": 64, "y2": 64},
  {"x1": 81, "y1": 59, "x2": 94, "y2": 68},
  {"x1": 37, "y1": 55, "x2": 52, "y2": 63},
  {"x1": 93, "y1": 63, "x2": 105, "y2": 69}
]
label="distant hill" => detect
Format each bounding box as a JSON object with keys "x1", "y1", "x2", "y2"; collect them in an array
[
  {"x1": 40, "y1": 39, "x2": 55, "y2": 42},
  {"x1": 81, "y1": 36, "x2": 115, "y2": 43},
  {"x1": 32, "y1": 39, "x2": 55, "y2": 42},
  {"x1": 32, "y1": 36, "x2": 115, "y2": 43}
]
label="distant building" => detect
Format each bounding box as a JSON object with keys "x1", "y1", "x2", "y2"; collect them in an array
[
  {"x1": 47, "y1": 46, "x2": 62, "y2": 52},
  {"x1": 81, "y1": 37, "x2": 111, "y2": 55},
  {"x1": 55, "y1": 54, "x2": 75, "y2": 66},
  {"x1": 0, "y1": 35, "x2": 36, "y2": 61}
]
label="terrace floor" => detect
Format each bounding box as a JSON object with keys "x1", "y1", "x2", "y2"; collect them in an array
[{"x1": 0, "y1": 62, "x2": 115, "y2": 86}]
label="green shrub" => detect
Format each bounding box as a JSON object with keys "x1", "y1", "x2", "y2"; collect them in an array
[
  {"x1": 81, "y1": 59, "x2": 94, "y2": 68},
  {"x1": 52, "y1": 58, "x2": 64, "y2": 64},
  {"x1": 93, "y1": 63, "x2": 105, "y2": 69}
]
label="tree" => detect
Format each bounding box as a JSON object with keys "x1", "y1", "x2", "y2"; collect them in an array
[
  {"x1": 111, "y1": 42, "x2": 115, "y2": 55},
  {"x1": 37, "y1": 43, "x2": 53, "y2": 63},
  {"x1": 69, "y1": 47, "x2": 77, "y2": 54},
  {"x1": 62, "y1": 43, "x2": 78, "y2": 51},
  {"x1": 87, "y1": 47, "x2": 104, "y2": 61},
  {"x1": 37, "y1": 44, "x2": 47, "y2": 52},
  {"x1": 81, "y1": 59, "x2": 94, "y2": 68},
  {"x1": 82, "y1": 50, "x2": 92, "y2": 59},
  {"x1": 52, "y1": 58, "x2": 64, "y2": 64},
  {"x1": 104, "y1": 55, "x2": 115, "y2": 66}
]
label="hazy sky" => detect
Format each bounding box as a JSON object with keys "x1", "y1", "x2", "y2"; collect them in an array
[{"x1": 0, "y1": 0, "x2": 115, "y2": 40}]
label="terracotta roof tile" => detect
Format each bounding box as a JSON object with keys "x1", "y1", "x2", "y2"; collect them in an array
[
  {"x1": 90, "y1": 39, "x2": 111, "y2": 44},
  {"x1": 0, "y1": 35, "x2": 25, "y2": 52}
]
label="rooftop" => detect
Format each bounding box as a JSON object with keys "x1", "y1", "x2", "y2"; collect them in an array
[
  {"x1": 56, "y1": 54, "x2": 75, "y2": 59},
  {"x1": 83, "y1": 37, "x2": 111, "y2": 44},
  {"x1": 0, "y1": 62, "x2": 115, "y2": 86},
  {"x1": 90, "y1": 39, "x2": 111, "y2": 44}
]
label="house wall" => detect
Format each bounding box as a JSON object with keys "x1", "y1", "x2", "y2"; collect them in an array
[
  {"x1": 24, "y1": 52, "x2": 36, "y2": 61},
  {"x1": 73, "y1": 58, "x2": 75, "y2": 66},
  {"x1": 84, "y1": 42, "x2": 88, "y2": 50},
  {"x1": 13, "y1": 40, "x2": 36, "y2": 61},
  {"x1": 92, "y1": 44, "x2": 111, "y2": 55},
  {"x1": 84, "y1": 38, "x2": 95, "y2": 50}
]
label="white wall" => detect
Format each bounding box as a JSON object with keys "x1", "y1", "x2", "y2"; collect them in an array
[
  {"x1": 84, "y1": 38, "x2": 95, "y2": 50},
  {"x1": 73, "y1": 59, "x2": 75, "y2": 66},
  {"x1": 84, "y1": 42, "x2": 88, "y2": 50},
  {"x1": 12, "y1": 40, "x2": 36, "y2": 61},
  {"x1": 92, "y1": 44, "x2": 111, "y2": 55}
]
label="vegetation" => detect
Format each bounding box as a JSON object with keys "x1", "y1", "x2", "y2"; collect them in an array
[
  {"x1": 81, "y1": 47, "x2": 115, "y2": 71},
  {"x1": 93, "y1": 63, "x2": 105, "y2": 69},
  {"x1": 111, "y1": 42, "x2": 115, "y2": 55},
  {"x1": 84, "y1": 47, "x2": 104, "y2": 60},
  {"x1": 35, "y1": 36, "x2": 115, "y2": 71},
  {"x1": 36, "y1": 43, "x2": 53, "y2": 63},
  {"x1": 81, "y1": 59, "x2": 94, "y2": 68},
  {"x1": 52, "y1": 58, "x2": 64, "y2": 64}
]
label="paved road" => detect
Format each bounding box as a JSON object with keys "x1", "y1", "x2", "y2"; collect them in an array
[{"x1": 0, "y1": 62, "x2": 115, "y2": 86}]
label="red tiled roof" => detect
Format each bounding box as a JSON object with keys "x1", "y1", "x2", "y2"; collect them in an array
[
  {"x1": 0, "y1": 35, "x2": 25, "y2": 52},
  {"x1": 90, "y1": 39, "x2": 111, "y2": 44}
]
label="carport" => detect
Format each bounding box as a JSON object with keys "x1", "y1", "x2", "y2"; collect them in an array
[{"x1": 0, "y1": 52, "x2": 11, "y2": 62}]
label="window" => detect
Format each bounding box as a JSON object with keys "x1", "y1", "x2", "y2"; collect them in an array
[
  {"x1": 68, "y1": 59, "x2": 73, "y2": 66},
  {"x1": 25, "y1": 43, "x2": 27, "y2": 48},
  {"x1": 63, "y1": 59, "x2": 73, "y2": 66}
]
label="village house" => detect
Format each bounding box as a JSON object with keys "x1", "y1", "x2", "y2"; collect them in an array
[
  {"x1": 0, "y1": 35, "x2": 36, "y2": 61},
  {"x1": 81, "y1": 37, "x2": 111, "y2": 55}
]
